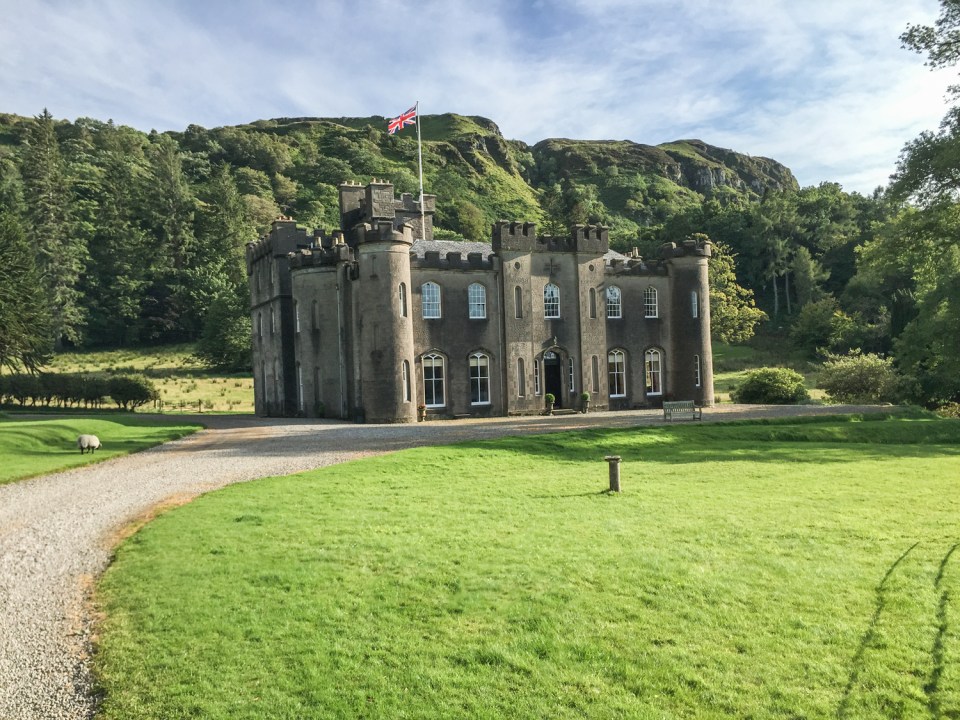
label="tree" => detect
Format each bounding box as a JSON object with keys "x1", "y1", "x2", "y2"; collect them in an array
[
  {"x1": 790, "y1": 246, "x2": 829, "y2": 307},
  {"x1": 705, "y1": 239, "x2": 768, "y2": 343},
  {"x1": 0, "y1": 212, "x2": 53, "y2": 371},
  {"x1": 20, "y1": 109, "x2": 86, "y2": 347}
]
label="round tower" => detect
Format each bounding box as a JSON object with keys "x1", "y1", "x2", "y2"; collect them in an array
[
  {"x1": 353, "y1": 219, "x2": 417, "y2": 423},
  {"x1": 665, "y1": 237, "x2": 715, "y2": 406}
]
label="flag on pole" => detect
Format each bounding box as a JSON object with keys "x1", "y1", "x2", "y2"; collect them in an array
[{"x1": 388, "y1": 105, "x2": 417, "y2": 134}]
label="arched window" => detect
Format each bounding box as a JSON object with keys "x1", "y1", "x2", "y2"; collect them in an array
[
  {"x1": 607, "y1": 286, "x2": 622, "y2": 318},
  {"x1": 608, "y1": 350, "x2": 626, "y2": 397},
  {"x1": 534, "y1": 358, "x2": 542, "y2": 395},
  {"x1": 470, "y1": 352, "x2": 491, "y2": 405},
  {"x1": 399, "y1": 283, "x2": 408, "y2": 318},
  {"x1": 270, "y1": 307, "x2": 276, "y2": 335},
  {"x1": 514, "y1": 286, "x2": 523, "y2": 318},
  {"x1": 402, "y1": 360, "x2": 411, "y2": 402},
  {"x1": 691, "y1": 290, "x2": 699, "y2": 319},
  {"x1": 568, "y1": 357, "x2": 576, "y2": 392},
  {"x1": 422, "y1": 282, "x2": 441, "y2": 319},
  {"x1": 517, "y1": 358, "x2": 526, "y2": 397},
  {"x1": 468, "y1": 283, "x2": 487, "y2": 319},
  {"x1": 295, "y1": 301, "x2": 301, "y2": 333},
  {"x1": 257, "y1": 312, "x2": 263, "y2": 339},
  {"x1": 544, "y1": 283, "x2": 560, "y2": 318},
  {"x1": 645, "y1": 349, "x2": 663, "y2": 396},
  {"x1": 296, "y1": 362, "x2": 304, "y2": 412},
  {"x1": 589, "y1": 288, "x2": 597, "y2": 319},
  {"x1": 694, "y1": 355, "x2": 701, "y2": 387},
  {"x1": 644, "y1": 287, "x2": 658, "y2": 318},
  {"x1": 591, "y1": 356, "x2": 600, "y2": 393},
  {"x1": 423, "y1": 354, "x2": 445, "y2": 407}
]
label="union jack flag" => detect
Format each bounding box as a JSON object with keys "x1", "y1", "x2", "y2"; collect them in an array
[{"x1": 388, "y1": 105, "x2": 417, "y2": 134}]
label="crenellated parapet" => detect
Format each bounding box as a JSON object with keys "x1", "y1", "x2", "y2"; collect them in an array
[
  {"x1": 570, "y1": 224, "x2": 609, "y2": 254},
  {"x1": 245, "y1": 216, "x2": 313, "y2": 273},
  {"x1": 412, "y1": 249, "x2": 493, "y2": 271},
  {"x1": 287, "y1": 243, "x2": 354, "y2": 269},
  {"x1": 492, "y1": 220, "x2": 537, "y2": 251},
  {"x1": 350, "y1": 219, "x2": 415, "y2": 247},
  {"x1": 658, "y1": 235, "x2": 713, "y2": 260}
]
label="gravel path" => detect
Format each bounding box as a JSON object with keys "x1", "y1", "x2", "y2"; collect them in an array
[{"x1": 0, "y1": 404, "x2": 892, "y2": 719}]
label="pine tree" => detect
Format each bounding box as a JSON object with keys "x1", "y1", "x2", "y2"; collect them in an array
[{"x1": 0, "y1": 211, "x2": 53, "y2": 371}]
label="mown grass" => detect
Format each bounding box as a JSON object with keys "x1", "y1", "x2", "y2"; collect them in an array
[
  {"x1": 42, "y1": 344, "x2": 255, "y2": 414},
  {"x1": 95, "y1": 415, "x2": 960, "y2": 719},
  {"x1": 0, "y1": 415, "x2": 201, "y2": 485}
]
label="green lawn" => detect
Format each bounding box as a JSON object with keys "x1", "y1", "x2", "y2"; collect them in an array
[
  {"x1": 0, "y1": 415, "x2": 201, "y2": 484},
  {"x1": 94, "y1": 415, "x2": 960, "y2": 719}
]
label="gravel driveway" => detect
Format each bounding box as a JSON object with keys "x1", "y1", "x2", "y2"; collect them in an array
[{"x1": 0, "y1": 404, "x2": 891, "y2": 719}]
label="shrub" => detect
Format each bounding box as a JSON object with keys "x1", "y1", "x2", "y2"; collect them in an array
[
  {"x1": 108, "y1": 374, "x2": 160, "y2": 411},
  {"x1": 817, "y1": 351, "x2": 899, "y2": 404},
  {"x1": 731, "y1": 368, "x2": 809, "y2": 405},
  {"x1": 789, "y1": 298, "x2": 855, "y2": 358}
]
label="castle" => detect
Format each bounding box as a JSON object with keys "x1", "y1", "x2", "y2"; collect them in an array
[{"x1": 246, "y1": 180, "x2": 714, "y2": 422}]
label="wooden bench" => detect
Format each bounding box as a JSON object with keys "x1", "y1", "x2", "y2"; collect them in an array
[{"x1": 662, "y1": 400, "x2": 702, "y2": 421}]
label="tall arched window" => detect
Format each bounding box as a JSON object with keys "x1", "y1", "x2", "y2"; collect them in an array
[
  {"x1": 645, "y1": 349, "x2": 663, "y2": 396},
  {"x1": 470, "y1": 352, "x2": 491, "y2": 405},
  {"x1": 270, "y1": 307, "x2": 276, "y2": 335},
  {"x1": 402, "y1": 360, "x2": 411, "y2": 402},
  {"x1": 514, "y1": 286, "x2": 523, "y2": 318},
  {"x1": 608, "y1": 350, "x2": 626, "y2": 397},
  {"x1": 423, "y1": 354, "x2": 445, "y2": 407},
  {"x1": 468, "y1": 283, "x2": 487, "y2": 319},
  {"x1": 591, "y1": 355, "x2": 600, "y2": 393},
  {"x1": 694, "y1": 355, "x2": 701, "y2": 387},
  {"x1": 544, "y1": 283, "x2": 560, "y2": 318},
  {"x1": 295, "y1": 301, "x2": 301, "y2": 333},
  {"x1": 644, "y1": 287, "x2": 658, "y2": 318},
  {"x1": 691, "y1": 290, "x2": 699, "y2": 318},
  {"x1": 422, "y1": 282, "x2": 441, "y2": 318},
  {"x1": 517, "y1": 358, "x2": 526, "y2": 397},
  {"x1": 534, "y1": 358, "x2": 542, "y2": 395},
  {"x1": 568, "y1": 357, "x2": 576, "y2": 392},
  {"x1": 607, "y1": 286, "x2": 622, "y2": 318},
  {"x1": 399, "y1": 283, "x2": 408, "y2": 318},
  {"x1": 589, "y1": 288, "x2": 597, "y2": 319},
  {"x1": 257, "y1": 312, "x2": 263, "y2": 339},
  {"x1": 296, "y1": 362, "x2": 304, "y2": 412}
]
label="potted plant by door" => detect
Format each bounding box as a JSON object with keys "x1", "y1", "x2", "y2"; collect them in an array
[
  {"x1": 580, "y1": 391, "x2": 590, "y2": 413},
  {"x1": 417, "y1": 403, "x2": 427, "y2": 422},
  {"x1": 544, "y1": 393, "x2": 556, "y2": 415}
]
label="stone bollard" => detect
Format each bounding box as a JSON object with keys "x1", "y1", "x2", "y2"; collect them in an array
[{"x1": 605, "y1": 455, "x2": 622, "y2": 492}]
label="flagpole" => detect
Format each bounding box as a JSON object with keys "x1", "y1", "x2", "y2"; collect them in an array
[{"x1": 415, "y1": 100, "x2": 425, "y2": 240}]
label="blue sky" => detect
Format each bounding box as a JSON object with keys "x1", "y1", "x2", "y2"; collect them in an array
[{"x1": 0, "y1": 0, "x2": 953, "y2": 194}]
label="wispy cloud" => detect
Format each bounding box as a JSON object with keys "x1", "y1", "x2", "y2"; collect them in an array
[{"x1": 0, "y1": 0, "x2": 952, "y2": 193}]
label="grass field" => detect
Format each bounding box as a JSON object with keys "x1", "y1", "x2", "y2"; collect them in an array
[
  {"x1": 0, "y1": 415, "x2": 201, "y2": 485},
  {"x1": 94, "y1": 415, "x2": 960, "y2": 719},
  {"x1": 43, "y1": 344, "x2": 255, "y2": 414}
]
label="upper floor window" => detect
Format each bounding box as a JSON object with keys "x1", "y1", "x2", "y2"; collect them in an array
[
  {"x1": 589, "y1": 288, "x2": 597, "y2": 319},
  {"x1": 691, "y1": 290, "x2": 699, "y2": 319},
  {"x1": 468, "y1": 283, "x2": 487, "y2": 319},
  {"x1": 606, "y1": 286, "x2": 622, "y2": 319},
  {"x1": 544, "y1": 283, "x2": 560, "y2": 318},
  {"x1": 470, "y1": 352, "x2": 491, "y2": 405},
  {"x1": 399, "y1": 283, "x2": 408, "y2": 318},
  {"x1": 608, "y1": 349, "x2": 626, "y2": 397},
  {"x1": 422, "y1": 282, "x2": 441, "y2": 319},
  {"x1": 644, "y1": 287, "x2": 659, "y2": 318},
  {"x1": 514, "y1": 286, "x2": 523, "y2": 318},
  {"x1": 423, "y1": 353, "x2": 445, "y2": 407},
  {"x1": 645, "y1": 348, "x2": 663, "y2": 396}
]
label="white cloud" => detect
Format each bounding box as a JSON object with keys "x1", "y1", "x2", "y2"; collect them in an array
[{"x1": 0, "y1": 0, "x2": 953, "y2": 192}]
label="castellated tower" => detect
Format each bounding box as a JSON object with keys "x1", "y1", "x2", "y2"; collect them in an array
[
  {"x1": 662, "y1": 237, "x2": 714, "y2": 406},
  {"x1": 350, "y1": 215, "x2": 417, "y2": 423}
]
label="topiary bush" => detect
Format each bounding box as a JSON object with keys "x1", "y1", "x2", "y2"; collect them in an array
[
  {"x1": 817, "y1": 351, "x2": 899, "y2": 404},
  {"x1": 731, "y1": 367, "x2": 810, "y2": 404}
]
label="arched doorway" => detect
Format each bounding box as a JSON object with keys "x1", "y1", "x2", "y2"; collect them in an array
[{"x1": 543, "y1": 350, "x2": 564, "y2": 408}]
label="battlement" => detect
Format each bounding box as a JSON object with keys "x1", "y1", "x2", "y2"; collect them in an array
[
  {"x1": 350, "y1": 219, "x2": 415, "y2": 247},
  {"x1": 570, "y1": 224, "x2": 609, "y2": 254},
  {"x1": 245, "y1": 215, "x2": 313, "y2": 270},
  {"x1": 411, "y1": 248, "x2": 494, "y2": 271},
  {"x1": 491, "y1": 220, "x2": 537, "y2": 251},
  {"x1": 658, "y1": 235, "x2": 713, "y2": 260},
  {"x1": 287, "y1": 242, "x2": 354, "y2": 269}
]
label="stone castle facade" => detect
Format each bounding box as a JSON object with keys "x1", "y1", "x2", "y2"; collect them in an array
[{"x1": 246, "y1": 180, "x2": 714, "y2": 422}]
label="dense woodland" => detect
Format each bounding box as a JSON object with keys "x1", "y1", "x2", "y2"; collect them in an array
[{"x1": 1, "y1": 2, "x2": 959, "y2": 407}]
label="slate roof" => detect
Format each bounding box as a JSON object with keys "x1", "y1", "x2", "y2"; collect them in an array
[{"x1": 410, "y1": 239, "x2": 494, "y2": 258}]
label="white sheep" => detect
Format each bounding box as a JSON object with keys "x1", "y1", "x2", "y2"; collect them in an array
[{"x1": 77, "y1": 434, "x2": 102, "y2": 454}]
